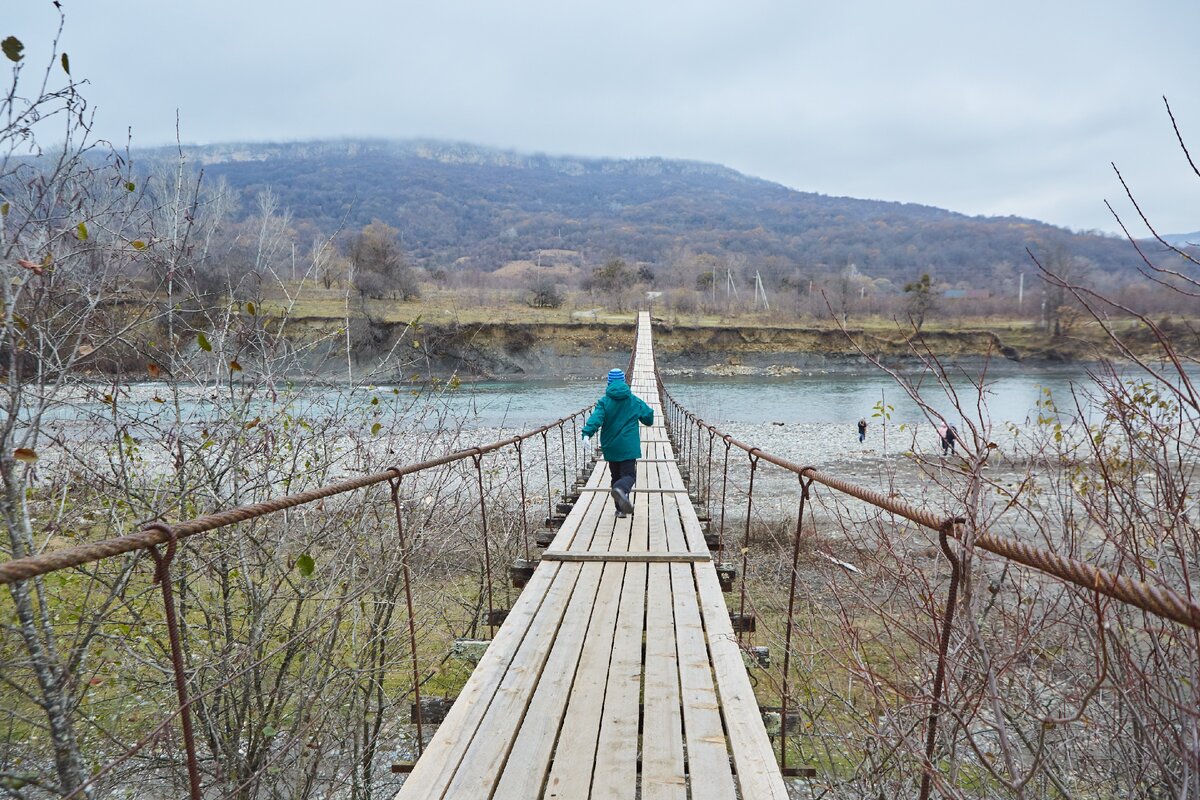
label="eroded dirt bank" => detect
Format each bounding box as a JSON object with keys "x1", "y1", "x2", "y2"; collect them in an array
[{"x1": 333, "y1": 318, "x2": 1131, "y2": 378}]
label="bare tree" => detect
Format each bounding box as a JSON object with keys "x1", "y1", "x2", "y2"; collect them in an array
[
  {"x1": 0, "y1": 11, "x2": 151, "y2": 793},
  {"x1": 350, "y1": 220, "x2": 418, "y2": 301},
  {"x1": 903, "y1": 272, "x2": 936, "y2": 331}
]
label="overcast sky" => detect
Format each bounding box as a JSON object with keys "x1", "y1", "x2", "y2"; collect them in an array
[{"x1": 10, "y1": 1, "x2": 1199, "y2": 234}]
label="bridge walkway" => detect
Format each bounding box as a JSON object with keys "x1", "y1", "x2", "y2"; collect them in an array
[{"x1": 395, "y1": 311, "x2": 788, "y2": 799}]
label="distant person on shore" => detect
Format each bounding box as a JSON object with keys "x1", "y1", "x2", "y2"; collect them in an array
[
  {"x1": 857, "y1": 418, "x2": 868, "y2": 443},
  {"x1": 936, "y1": 422, "x2": 948, "y2": 454},
  {"x1": 582, "y1": 368, "x2": 655, "y2": 518},
  {"x1": 942, "y1": 424, "x2": 958, "y2": 456}
]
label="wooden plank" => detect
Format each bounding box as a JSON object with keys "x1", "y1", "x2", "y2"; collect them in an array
[
  {"x1": 661, "y1": 492, "x2": 691, "y2": 555},
  {"x1": 655, "y1": 455, "x2": 691, "y2": 555},
  {"x1": 627, "y1": 468, "x2": 650, "y2": 556},
  {"x1": 541, "y1": 551, "x2": 710, "y2": 563},
  {"x1": 647, "y1": 472, "x2": 670, "y2": 555},
  {"x1": 402, "y1": 459, "x2": 610, "y2": 796},
  {"x1": 442, "y1": 560, "x2": 592, "y2": 797},
  {"x1": 694, "y1": 563, "x2": 791, "y2": 798},
  {"x1": 489, "y1": 562, "x2": 606, "y2": 799},
  {"x1": 641, "y1": 476, "x2": 686, "y2": 796},
  {"x1": 670, "y1": 562, "x2": 738, "y2": 798},
  {"x1": 591, "y1": 561, "x2": 646, "y2": 799},
  {"x1": 593, "y1": 474, "x2": 644, "y2": 799},
  {"x1": 555, "y1": 488, "x2": 607, "y2": 556},
  {"x1": 546, "y1": 461, "x2": 609, "y2": 552},
  {"x1": 649, "y1": 442, "x2": 675, "y2": 462},
  {"x1": 539, "y1": 562, "x2": 626, "y2": 800},
  {"x1": 642, "y1": 561, "x2": 686, "y2": 800},
  {"x1": 395, "y1": 560, "x2": 572, "y2": 797},
  {"x1": 542, "y1": 501, "x2": 635, "y2": 799},
  {"x1": 576, "y1": 487, "x2": 688, "y2": 494},
  {"x1": 674, "y1": 492, "x2": 713, "y2": 556}
]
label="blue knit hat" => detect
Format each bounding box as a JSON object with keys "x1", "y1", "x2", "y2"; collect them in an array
[{"x1": 607, "y1": 368, "x2": 625, "y2": 384}]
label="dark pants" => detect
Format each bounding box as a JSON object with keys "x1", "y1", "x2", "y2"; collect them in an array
[{"x1": 608, "y1": 459, "x2": 637, "y2": 496}]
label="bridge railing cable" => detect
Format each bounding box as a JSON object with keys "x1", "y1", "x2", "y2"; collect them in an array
[
  {"x1": 658, "y1": 369, "x2": 1199, "y2": 795},
  {"x1": 0, "y1": 409, "x2": 590, "y2": 586},
  {"x1": 658, "y1": 377, "x2": 1200, "y2": 631},
  {"x1": 0, "y1": 406, "x2": 591, "y2": 800}
]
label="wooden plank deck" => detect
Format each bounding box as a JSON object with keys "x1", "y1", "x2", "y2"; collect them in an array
[{"x1": 395, "y1": 311, "x2": 788, "y2": 799}]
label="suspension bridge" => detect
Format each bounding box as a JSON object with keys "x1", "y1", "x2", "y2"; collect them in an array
[
  {"x1": 394, "y1": 312, "x2": 786, "y2": 798},
  {"x1": 1, "y1": 311, "x2": 1197, "y2": 799}
]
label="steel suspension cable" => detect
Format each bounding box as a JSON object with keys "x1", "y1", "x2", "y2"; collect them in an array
[
  {"x1": 658, "y1": 387, "x2": 1200, "y2": 631},
  {"x1": 0, "y1": 407, "x2": 589, "y2": 585}
]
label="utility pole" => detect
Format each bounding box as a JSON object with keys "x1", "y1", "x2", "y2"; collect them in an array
[
  {"x1": 1018, "y1": 272, "x2": 1024, "y2": 310},
  {"x1": 726, "y1": 269, "x2": 739, "y2": 301},
  {"x1": 754, "y1": 270, "x2": 770, "y2": 311},
  {"x1": 344, "y1": 259, "x2": 354, "y2": 385}
]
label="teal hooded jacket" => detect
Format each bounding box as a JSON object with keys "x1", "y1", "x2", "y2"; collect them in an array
[{"x1": 582, "y1": 380, "x2": 654, "y2": 462}]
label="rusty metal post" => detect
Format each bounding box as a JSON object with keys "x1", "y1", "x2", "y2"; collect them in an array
[
  {"x1": 681, "y1": 412, "x2": 689, "y2": 473},
  {"x1": 691, "y1": 419, "x2": 700, "y2": 489},
  {"x1": 473, "y1": 453, "x2": 497, "y2": 637},
  {"x1": 719, "y1": 438, "x2": 732, "y2": 553},
  {"x1": 655, "y1": 367, "x2": 667, "y2": 434},
  {"x1": 743, "y1": 450, "x2": 760, "y2": 547},
  {"x1": 675, "y1": 408, "x2": 684, "y2": 461},
  {"x1": 691, "y1": 415, "x2": 701, "y2": 481},
  {"x1": 919, "y1": 525, "x2": 962, "y2": 800},
  {"x1": 388, "y1": 476, "x2": 425, "y2": 753},
  {"x1": 541, "y1": 431, "x2": 553, "y2": 522},
  {"x1": 691, "y1": 416, "x2": 700, "y2": 484},
  {"x1": 558, "y1": 423, "x2": 568, "y2": 495},
  {"x1": 780, "y1": 475, "x2": 814, "y2": 773},
  {"x1": 682, "y1": 411, "x2": 690, "y2": 465},
  {"x1": 570, "y1": 416, "x2": 579, "y2": 473},
  {"x1": 145, "y1": 523, "x2": 202, "y2": 800},
  {"x1": 515, "y1": 441, "x2": 531, "y2": 561},
  {"x1": 737, "y1": 451, "x2": 760, "y2": 642},
  {"x1": 705, "y1": 429, "x2": 716, "y2": 513}
]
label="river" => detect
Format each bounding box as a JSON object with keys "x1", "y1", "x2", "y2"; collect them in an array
[
  {"x1": 456, "y1": 364, "x2": 1100, "y2": 429},
  {"x1": 32, "y1": 362, "x2": 1195, "y2": 512}
]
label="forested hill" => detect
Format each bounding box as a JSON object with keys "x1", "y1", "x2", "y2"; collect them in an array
[{"x1": 143, "y1": 139, "x2": 1146, "y2": 282}]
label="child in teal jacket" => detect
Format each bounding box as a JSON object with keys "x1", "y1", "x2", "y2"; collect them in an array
[{"x1": 581, "y1": 368, "x2": 654, "y2": 517}]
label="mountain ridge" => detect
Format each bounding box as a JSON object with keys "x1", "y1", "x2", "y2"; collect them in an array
[{"x1": 132, "y1": 138, "x2": 1172, "y2": 285}]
